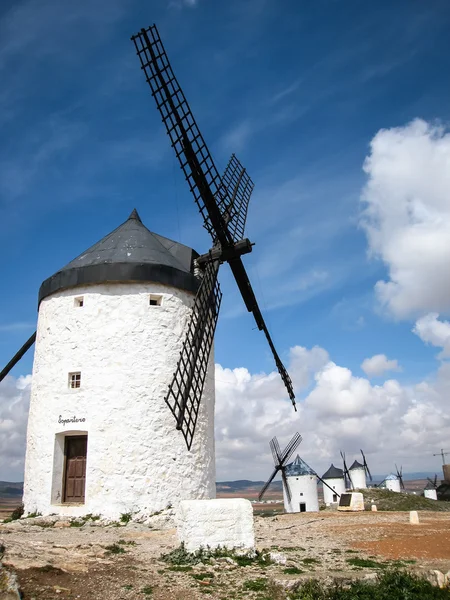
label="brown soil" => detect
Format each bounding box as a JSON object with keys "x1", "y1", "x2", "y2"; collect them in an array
[{"x1": 1, "y1": 511, "x2": 450, "y2": 599}]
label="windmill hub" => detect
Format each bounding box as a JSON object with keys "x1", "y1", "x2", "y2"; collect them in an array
[{"x1": 196, "y1": 238, "x2": 254, "y2": 266}]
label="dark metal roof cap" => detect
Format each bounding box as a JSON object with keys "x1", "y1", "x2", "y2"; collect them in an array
[
  {"x1": 350, "y1": 460, "x2": 364, "y2": 470},
  {"x1": 322, "y1": 464, "x2": 344, "y2": 479},
  {"x1": 39, "y1": 209, "x2": 199, "y2": 304}
]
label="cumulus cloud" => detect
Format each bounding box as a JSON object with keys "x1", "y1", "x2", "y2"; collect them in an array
[
  {"x1": 360, "y1": 119, "x2": 450, "y2": 319},
  {"x1": 215, "y1": 344, "x2": 450, "y2": 480},
  {"x1": 0, "y1": 374, "x2": 31, "y2": 481},
  {"x1": 413, "y1": 313, "x2": 450, "y2": 358},
  {"x1": 361, "y1": 354, "x2": 401, "y2": 377}
]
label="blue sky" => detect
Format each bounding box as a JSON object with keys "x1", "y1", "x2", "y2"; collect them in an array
[{"x1": 1, "y1": 0, "x2": 450, "y2": 480}]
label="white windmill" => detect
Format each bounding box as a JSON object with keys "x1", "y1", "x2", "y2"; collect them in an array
[
  {"x1": 424, "y1": 475, "x2": 438, "y2": 501},
  {"x1": 0, "y1": 25, "x2": 296, "y2": 520},
  {"x1": 321, "y1": 464, "x2": 346, "y2": 505}
]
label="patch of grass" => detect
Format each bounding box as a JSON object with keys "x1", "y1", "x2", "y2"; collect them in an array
[
  {"x1": 191, "y1": 572, "x2": 215, "y2": 580},
  {"x1": 289, "y1": 570, "x2": 450, "y2": 599},
  {"x1": 122, "y1": 584, "x2": 133, "y2": 590},
  {"x1": 105, "y1": 543, "x2": 126, "y2": 555},
  {"x1": 363, "y1": 488, "x2": 450, "y2": 512},
  {"x1": 346, "y1": 557, "x2": 387, "y2": 569},
  {"x1": 120, "y1": 512, "x2": 132, "y2": 524},
  {"x1": 161, "y1": 543, "x2": 272, "y2": 568},
  {"x1": 118, "y1": 539, "x2": 136, "y2": 546},
  {"x1": 70, "y1": 520, "x2": 84, "y2": 527},
  {"x1": 283, "y1": 567, "x2": 304, "y2": 574},
  {"x1": 302, "y1": 558, "x2": 320, "y2": 565},
  {"x1": 344, "y1": 549, "x2": 358, "y2": 554},
  {"x1": 26, "y1": 511, "x2": 41, "y2": 518},
  {"x1": 243, "y1": 578, "x2": 267, "y2": 592},
  {"x1": 141, "y1": 585, "x2": 153, "y2": 595}
]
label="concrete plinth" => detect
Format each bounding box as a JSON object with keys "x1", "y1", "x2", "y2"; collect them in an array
[
  {"x1": 177, "y1": 498, "x2": 255, "y2": 553},
  {"x1": 337, "y1": 492, "x2": 365, "y2": 512},
  {"x1": 410, "y1": 510, "x2": 420, "y2": 524}
]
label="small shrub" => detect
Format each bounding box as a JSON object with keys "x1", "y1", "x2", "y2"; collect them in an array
[
  {"x1": 9, "y1": 504, "x2": 24, "y2": 521},
  {"x1": 105, "y1": 543, "x2": 126, "y2": 555},
  {"x1": 141, "y1": 585, "x2": 153, "y2": 595},
  {"x1": 118, "y1": 539, "x2": 136, "y2": 546},
  {"x1": 120, "y1": 512, "x2": 132, "y2": 524},
  {"x1": 122, "y1": 584, "x2": 133, "y2": 590}
]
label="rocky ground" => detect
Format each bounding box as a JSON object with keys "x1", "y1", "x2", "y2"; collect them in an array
[{"x1": 0, "y1": 510, "x2": 449, "y2": 599}]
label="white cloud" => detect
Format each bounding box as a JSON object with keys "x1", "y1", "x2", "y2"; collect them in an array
[
  {"x1": 360, "y1": 119, "x2": 450, "y2": 319},
  {"x1": 215, "y1": 344, "x2": 450, "y2": 481},
  {"x1": 413, "y1": 313, "x2": 450, "y2": 358},
  {"x1": 361, "y1": 354, "x2": 401, "y2": 377},
  {"x1": 0, "y1": 374, "x2": 31, "y2": 481}
]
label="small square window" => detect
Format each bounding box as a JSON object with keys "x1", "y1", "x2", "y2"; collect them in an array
[
  {"x1": 74, "y1": 297, "x2": 84, "y2": 308},
  {"x1": 149, "y1": 294, "x2": 162, "y2": 307},
  {"x1": 69, "y1": 372, "x2": 81, "y2": 389}
]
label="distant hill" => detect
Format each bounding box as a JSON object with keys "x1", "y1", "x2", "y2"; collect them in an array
[
  {"x1": 0, "y1": 482, "x2": 23, "y2": 497},
  {"x1": 217, "y1": 480, "x2": 282, "y2": 492}
]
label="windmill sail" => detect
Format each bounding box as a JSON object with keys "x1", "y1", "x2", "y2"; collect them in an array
[
  {"x1": 132, "y1": 26, "x2": 230, "y2": 242},
  {"x1": 0, "y1": 332, "x2": 36, "y2": 383},
  {"x1": 133, "y1": 24, "x2": 296, "y2": 447},
  {"x1": 220, "y1": 154, "x2": 255, "y2": 242},
  {"x1": 259, "y1": 433, "x2": 302, "y2": 502},
  {"x1": 165, "y1": 260, "x2": 222, "y2": 449}
]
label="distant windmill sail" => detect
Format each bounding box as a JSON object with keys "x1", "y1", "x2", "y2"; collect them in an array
[
  {"x1": 340, "y1": 451, "x2": 353, "y2": 490},
  {"x1": 259, "y1": 433, "x2": 302, "y2": 503},
  {"x1": 360, "y1": 449, "x2": 373, "y2": 482}
]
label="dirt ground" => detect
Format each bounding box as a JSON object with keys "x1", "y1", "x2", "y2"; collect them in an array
[{"x1": 1, "y1": 511, "x2": 449, "y2": 599}]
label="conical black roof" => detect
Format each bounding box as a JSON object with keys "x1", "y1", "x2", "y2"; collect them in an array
[
  {"x1": 39, "y1": 209, "x2": 199, "y2": 303},
  {"x1": 350, "y1": 460, "x2": 364, "y2": 470},
  {"x1": 322, "y1": 464, "x2": 344, "y2": 480}
]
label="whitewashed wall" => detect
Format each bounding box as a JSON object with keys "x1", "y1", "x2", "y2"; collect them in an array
[
  {"x1": 283, "y1": 474, "x2": 319, "y2": 513},
  {"x1": 349, "y1": 468, "x2": 367, "y2": 490},
  {"x1": 385, "y1": 478, "x2": 401, "y2": 493},
  {"x1": 323, "y1": 477, "x2": 346, "y2": 505},
  {"x1": 23, "y1": 282, "x2": 216, "y2": 519},
  {"x1": 424, "y1": 488, "x2": 437, "y2": 500}
]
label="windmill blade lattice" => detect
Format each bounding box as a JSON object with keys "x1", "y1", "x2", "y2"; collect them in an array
[
  {"x1": 165, "y1": 260, "x2": 222, "y2": 449},
  {"x1": 220, "y1": 154, "x2": 255, "y2": 242},
  {"x1": 132, "y1": 26, "x2": 230, "y2": 242}
]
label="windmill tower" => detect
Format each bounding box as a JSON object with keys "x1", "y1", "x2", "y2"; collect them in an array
[
  {"x1": 283, "y1": 455, "x2": 319, "y2": 513},
  {"x1": 382, "y1": 466, "x2": 404, "y2": 493},
  {"x1": 1, "y1": 25, "x2": 295, "y2": 519},
  {"x1": 424, "y1": 475, "x2": 438, "y2": 501},
  {"x1": 348, "y1": 450, "x2": 372, "y2": 490},
  {"x1": 321, "y1": 464, "x2": 345, "y2": 505}
]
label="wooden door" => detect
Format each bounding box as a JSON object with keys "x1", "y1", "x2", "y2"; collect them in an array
[{"x1": 64, "y1": 436, "x2": 87, "y2": 503}]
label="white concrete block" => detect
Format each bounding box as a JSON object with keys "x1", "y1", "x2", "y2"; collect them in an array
[
  {"x1": 337, "y1": 492, "x2": 365, "y2": 512},
  {"x1": 371, "y1": 504, "x2": 377, "y2": 512},
  {"x1": 410, "y1": 510, "x2": 419, "y2": 524},
  {"x1": 177, "y1": 498, "x2": 255, "y2": 553}
]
